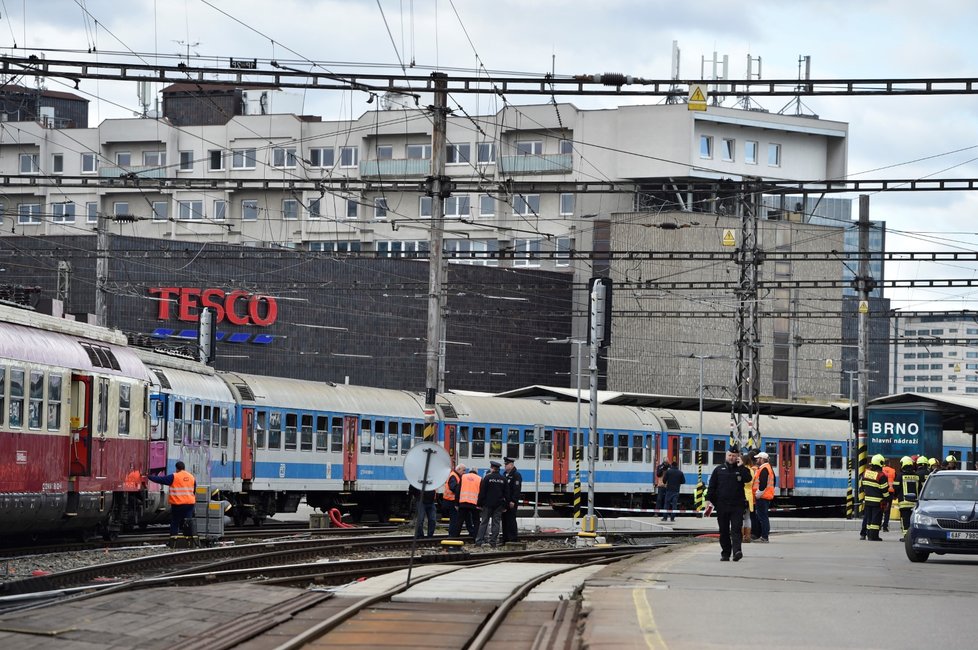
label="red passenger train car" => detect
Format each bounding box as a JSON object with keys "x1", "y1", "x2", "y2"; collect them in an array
[{"x1": 0, "y1": 304, "x2": 152, "y2": 538}]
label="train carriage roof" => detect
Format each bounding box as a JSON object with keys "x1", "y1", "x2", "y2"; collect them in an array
[
  {"x1": 438, "y1": 391, "x2": 663, "y2": 430},
  {"x1": 658, "y1": 409, "x2": 849, "y2": 442}
]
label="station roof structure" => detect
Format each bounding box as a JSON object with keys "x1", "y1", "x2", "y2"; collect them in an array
[{"x1": 869, "y1": 393, "x2": 978, "y2": 431}]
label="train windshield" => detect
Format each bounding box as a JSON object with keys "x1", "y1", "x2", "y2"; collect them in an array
[{"x1": 920, "y1": 475, "x2": 978, "y2": 501}]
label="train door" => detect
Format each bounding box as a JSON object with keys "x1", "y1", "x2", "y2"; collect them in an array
[
  {"x1": 68, "y1": 373, "x2": 93, "y2": 477},
  {"x1": 553, "y1": 429, "x2": 570, "y2": 488},
  {"x1": 778, "y1": 440, "x2": 796, "y2": 494},
  {"x1": 667, "y1": 435, "x2": 681, "y2": 466},
  {"x1": 92, "y1": 377, "x2": 110, "y2": 479},
  {"x1": 148, "y1": 394, "x2": 168, "y2": 472},
  {"x1": 444, "y1": 424, "x2": 457, "y2": 467},
  {"x1": 342, "y1": 415, "x2": 359, "y2": 489},
  {"x1": 239, "y1": 408, "x2": 255, "y2": 481}
]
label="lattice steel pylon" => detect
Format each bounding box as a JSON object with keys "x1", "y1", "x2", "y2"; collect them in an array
[{"x1": 731, "y1": 183, "x2": 761, "y2": 451}]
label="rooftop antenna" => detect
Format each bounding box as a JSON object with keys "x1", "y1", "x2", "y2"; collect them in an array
[
  {"x1": 735, "y1": 53, "x2": 767, "y2": 111},
  {"x1": 778, "y1": 55, "x2": 818, "y2": 117},
  {"x1": 665, "y1": 40, "x2": 682, "y2": 104},
  {"x1": 701, "y1": 51, "x2": 728, "y2": 107}
]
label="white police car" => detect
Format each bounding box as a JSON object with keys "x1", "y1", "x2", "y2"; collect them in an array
[{"x1": 905, "y1": 470, "x2": 978, "y2": 562}]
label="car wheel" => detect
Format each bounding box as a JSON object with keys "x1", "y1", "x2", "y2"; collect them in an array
[{"x1": 904, "y1": 533, "x2": 929, "y2": 562}]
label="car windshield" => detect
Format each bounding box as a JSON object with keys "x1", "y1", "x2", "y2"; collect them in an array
[{"x1": 920, "y1": 475, "x2": 978, "y2": 501}]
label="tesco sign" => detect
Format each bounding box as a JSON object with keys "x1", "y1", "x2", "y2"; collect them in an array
[{"x1": 149, "y1": 287, "x2": 278, "y2": 327}]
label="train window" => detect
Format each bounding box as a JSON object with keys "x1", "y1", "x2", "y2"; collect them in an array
[
  {"x1": 374, "y1": 420, "x2": 386, "y2": 455},
  {"x1": 798, "y1": 443, "x2": 811, "y2": 469},
  {"x1": 315, "y1": 416, "x2": 328, "y2": 452},
  {"x1": 212, "y1": 408, "x2": 221, "y2": 447},
  {"x1": 764, "y1": 442, "x2": 778, "y2": 467},
  {"x1": 541, "y1": 430, "x2": 553, "y2": 460},
  {"x1": 617, "y1": 434, "x2": 629, "y2": 462},
  {"x1": 220, "y1": 408, "x2": 230, "y2": 447},
  {"x1": 301, "y1": 414, "x2": 313, "y2": 452},
  {"x1": 830, "y1": 445, "x2": 843, "y2": 470},
  {"x1": 182, "y1": 421, "x2": 192, "y2": 446},
  {"x1": 490, "y1": 428, "x2": 503, "y2": 457},
  {"x1": 472, "y1": 426, "x2": 486, "y2": 458},
  {"x1": 172, "y1": 400, "x2": 183, "y2": 446},
  {"x1": 9, "y1": 367, "x2": 24, "y2": 428},
  {"x1": 413, "y1": 422, "x2": 424, "y2": 447},
  {"x1": 388, "y1": 420, "x2": 399, "y2": 455},
  {"x1": 118, "y1": 384, "x2": 131, "y2": 436},
  {"x1": 401, "y1": 422, "x2": 412, "y2": 454},
  {"x1": 268, "y1": 411, "x2": 282, "y2": 450},
  {"x1": 255, "y1": 411, "x2": 267, "y2": 449},
  {"x1": 602, "y1": 433, "x2": 614, "y2": 461},
  {"x1": 97, "y1": 378, "x2": 109, "y2": 436},
  {"x1": 47, "y1": 373, "x2": 62, "y2": 431},
  {"x1": 631, "y1": 436, "x2": 643, "y2": 462},
  {"x1": 712, "y1": 439, "x2": 726, "y2": 465},
  {"x1": 524, "y1": 428, "x2": 536, "y2": 459},
  {"x1": 193, "y1": 403, "x2": 203, "y2": 444},
  {"x1": 28, "y1": 371, "x2": 43, "y2": 429},
  {"x1": 645, "y1": 435, "x2": 655, "y2": 464},
  {"x1": 0, "y1": 366, "x2": 5, "y2": 427},
  {"x1": 507, "y1": 428, "x2": 520, "y2": 458},
  {"x1": 284, "y1": 413, "x2": 298, "y2": 451},
  {"x1": 814, "y1": 444, "x2": 827, "y2": 469},
  {"x1": 330, "y1": 417, "x2": 343, "y2": 453},
  {"x1": 458, "y1": 426, "x2": 470, "y2": 458},
  {"x1": 681, "y1": 437, "x2": 692, "y2": 465},
  {"x1": 360, "y1": 419, "x2": 372, "y2": 454},
  {"x1": 201, "y1": 405, "x2": 211, "y2": 446}
]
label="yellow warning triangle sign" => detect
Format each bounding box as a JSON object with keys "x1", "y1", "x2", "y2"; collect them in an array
[
  {"x1": 721, "y1": 229, "x2": 736, "y2": 247},
  {"x1": 690, "y1": 87, "x2": 706, "y2": 103}
]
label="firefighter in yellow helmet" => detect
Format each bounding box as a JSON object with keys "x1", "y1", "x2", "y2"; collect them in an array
[
  {"x1": 945, "y1": 454, "x2": 959, "y2": 471},
  {"x1": 895, "y1": 456, "x2": 920, "y2": 541},
  {"x1": 860, "y1": 454, "x2": 888, "y2": 541}
]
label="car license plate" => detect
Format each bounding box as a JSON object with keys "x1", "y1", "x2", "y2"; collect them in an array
[{"x1": 947, "y1": 531, "x2": 978, "y2": 540}]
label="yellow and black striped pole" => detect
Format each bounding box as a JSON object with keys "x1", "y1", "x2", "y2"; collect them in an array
[
  {"x1": 845, "y1": 440, "x2": 854, "y2": 518},
  {"x1": 572, "y1": 445, "x2": 582, "y2": 525},
  {"x1": 694, "y1": 449, "x2": 706, "y2": 511},
  {"x1": 856, "y1": 441, "x2": 868, "y2": 518}
]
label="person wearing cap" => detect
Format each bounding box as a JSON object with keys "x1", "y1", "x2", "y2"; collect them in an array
[
  {"x1": 706, "y1": 444, "x2": 753, "y2": 562},
  {"x1": 475, "y1": 460, "x2": 507, "y2": 547},
  {"x1": 444, "y1": 463, "x2": 466, "y2": 537},
  {"x1": 502, "y1": 457, "x2": 523, "y2": 543},
  {"x1": 752, "y1": 451, "x2": 775, "y2": 542}
]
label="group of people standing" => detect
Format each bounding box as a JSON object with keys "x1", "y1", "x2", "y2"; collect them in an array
[
  {"x1": 704, "y1": 444, "x2": 776, "y2": 561},
  {"x1": 860, "y1": 452, "x2": 955, "y2": 541},
  {"x1": 412, "y1": 456, "x2": 523, "y2": 547}
]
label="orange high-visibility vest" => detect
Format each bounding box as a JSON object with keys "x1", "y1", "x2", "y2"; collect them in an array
[
  {"x1": 443, "y1": 470, "x2": 461, "y2": 502},
  {"x1": 881, "y1": 465, "x2": 896, "y2": 494},
  {"x1": 459, "y1": 473, "x2": 481, "y2": 505},
  {"x1": 168, "y1": 470, "x2": 196, "y2": 506},
  {"x1": 753, "y1": 462, "x2": 775, "y2": 501}
]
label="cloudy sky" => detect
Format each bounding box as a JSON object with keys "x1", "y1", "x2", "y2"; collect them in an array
[{"x1": 5, "y1": 0, "x2": 978, "y2": 310}]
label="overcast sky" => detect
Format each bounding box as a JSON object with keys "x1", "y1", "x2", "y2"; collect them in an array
[{"x1": 5, "y1": 0, "x2": 978, "y2": 311}]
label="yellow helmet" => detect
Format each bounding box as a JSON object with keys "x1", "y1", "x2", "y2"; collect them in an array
[
  {"x1": 916, "y1": 456, "x2": 928, "y2": 465},
  {"x1": 929, "y1": 457, "x2": 939, "y2": 466},
  {"x1": 946, "y1": 455, "x2": 956, "y2": 463},
  {"x1": 871, "y1": 454, "x2": 885, "y2": 465},
  {"x1": 900, "y1": 456, "x2": 913, "y2": 467}
]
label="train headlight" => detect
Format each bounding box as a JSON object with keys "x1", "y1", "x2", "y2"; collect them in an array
[{"x1": 912, "y1": 512, "x2": 937, "y2": 527}]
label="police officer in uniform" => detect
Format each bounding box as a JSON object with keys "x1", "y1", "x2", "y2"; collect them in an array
[
  {"x1": 475, "y1": 460, "x2": 507, "y2": 547},
  {"x1": 859, "y1": 454, "x2": 888, "y2": 541},
  {"x1": 706, "y1": 443, "x2": 753, "y2": 561},
  {"x1": 502, "y1": 456, "x2": 523, "y2": 543},
  {"x1": 895, "y1": 456, "x2": 920, "y2": 541}
]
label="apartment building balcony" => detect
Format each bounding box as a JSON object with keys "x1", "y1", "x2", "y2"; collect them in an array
[
  {"x1": 360, "y1": 158, "x2": 431, "y2": 178},
  {"x1": 99, "y1": 165, "x2": 168, "y2": 179},
  {"x1": 499, "y1": 153, "x2": 572, "y2": 175}
]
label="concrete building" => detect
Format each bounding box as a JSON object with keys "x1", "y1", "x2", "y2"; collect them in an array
[{"x1": 890, "y1": 314, "x2": 978, "y2": 396}]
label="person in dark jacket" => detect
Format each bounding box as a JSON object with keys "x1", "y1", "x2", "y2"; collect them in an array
[
  {"x1": 475, "y1": 460, "x2": 507, "y2": 547},
  {"x1": 706, "y1": 444, "x2": 753, "y2": 561},
  {"x1": 409, "y1": 483, "x2": 437, "y2": 538},
  {"x1": 661, "y1": 461, "x2": 686, "y2": 522},
  {"x1": 501, "y1": 457, "x2": 523, "y2": 542}
]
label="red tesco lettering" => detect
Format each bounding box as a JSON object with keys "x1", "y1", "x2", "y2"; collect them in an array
[{"x1": 149, "y1": 287, "x2": 278, "y2": 327}]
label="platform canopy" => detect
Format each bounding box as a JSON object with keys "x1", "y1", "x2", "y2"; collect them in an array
[{"x1": 869, "y1": 393, "x2": 978, "y2": 431}]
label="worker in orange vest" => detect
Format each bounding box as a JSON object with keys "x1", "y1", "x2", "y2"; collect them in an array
[
  {"x1": 443, "y1": 464, "x2": 465, "y2": 537},
  {"x1": 880, "y1": 461, "x2": 896, "y2": 532},
  {"x1": 458, "y1": 468, "x2": 482, "y2": 539},
  {"x1": 752, "y1": 451, "x2": 775, "y2": 542},
  {"x1": 147, "y1": 460, "x2": 197, "y2": 537}
]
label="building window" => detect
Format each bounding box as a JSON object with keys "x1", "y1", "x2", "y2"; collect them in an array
[
  {"x1": 309, "y1": 240, "x2": 361, "y2": 253},
  {"x1": 559, "y1": 193, "x2": 574, "y2": 216},
  {"x1": 374, "y1": 197, "x2": 388, "y2": 219},
  {"x1": 179, "y1": 151, "x2": 194, "y2": 171},
  {"x1": 419, "y1": 196, "x2": 432, "y2": 218},
  {"x1": 19, "y1": 153, "x2": 39, "y2": 174},
  {"x1": 445, "y1": 239, "x2": 498, "y2": 267},
  {"x1": 52, "y1": 202, "x2": 75, "y2": 223},
  {"x1": 745, "y1": 140, "x2": 758, "y2": 164},
  {"x1": 512, "y1": 194, "x2": 540, "y2": 215},
  {"x1": 282, "y1": 198, "x2": 299, "y2": 220},
  {"x1": 477, "y1": 142, "x2": 496, "y2": 164},
  {"x1": 375, "y1": 145, "x2": 393, "y2": 160},
  {"x1": 699, "y1": 135, "x2": 713, "y2": 159},
  {"x1": 444, "y1": 195, "x2": 470, "y2": 218},
  {"x1": 309, "y1": 147, "x2": 334, "y2": 167},
  {"x1": 52, "y1": 153, "x2": 64, "y2": 174},
  {"x1": 376, "y1": 240, "x2": 428, "y2": 258},
  {"x1": 272, "y1": 147, "x2": 297, "y2": 168},
  {"x1": 232, "y1": 148, "x2": 257, "y2": 169},
  {"x1": 446, "y1": 143, "x2": 470, "y2": 164},
  {"x1": 308, "y1": 198, "x2": 320, "y2": 220},
  {"x1": 143, "y1": 151, "x2": 166, "y2": 167},
  {"x1": 559, "y1": 139, "x2": 574, "y2": 155},
  {"x1": 515, "y1": 140, "x2": 542, "y2": 156},
  {"x1": 113, "y1": 202, "x2": 129, "y2": 220},
  {"x1": 479, "y1": 194, "x2": 495, "y2": 217},
  {"x1": 86, "y1": 202, "x2": 98, "y2": 223},
  {"x1": 208, "y1": 150, "x2": 224, "y2": 171},
  {"x1": 213, "y1": 200, "x2": 227, "y2": 221},
  {"x1": 721, "y1": 138, "x2": 735, "y2": 162},
  {"x1": 116, "y1": 152, "x2": 131, "y2": 167},
  {"x1": 513, "y1": 238, "x2": 541, "y2": 267},
  {"x1": 178, "y1": 200, "x2": 204, "y2": 220},
  {"x1": 242, "y1": 199, "x2": 259, "y2": 221},
  {"x1": 340, "y1": 146, "x2": 358, "y2": 167},
  {"x1": 152, "y1": 201, "x2": 168, "y2": 221},
  {"x1": 555, "y1": 236, "x2": 573, "y2": 267},
  {"x1": 81, "y1": 152, "x2": 98, "y2": 173},
  {"x1": 407, "y1": 144, "x2": 432, "y2": 160},
  {"x1": 346, "y1": 199, "x2": 358, "y2": 219},
  {"x1": 768, "y1": 143, "x2": 781, "y2": 167}
]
